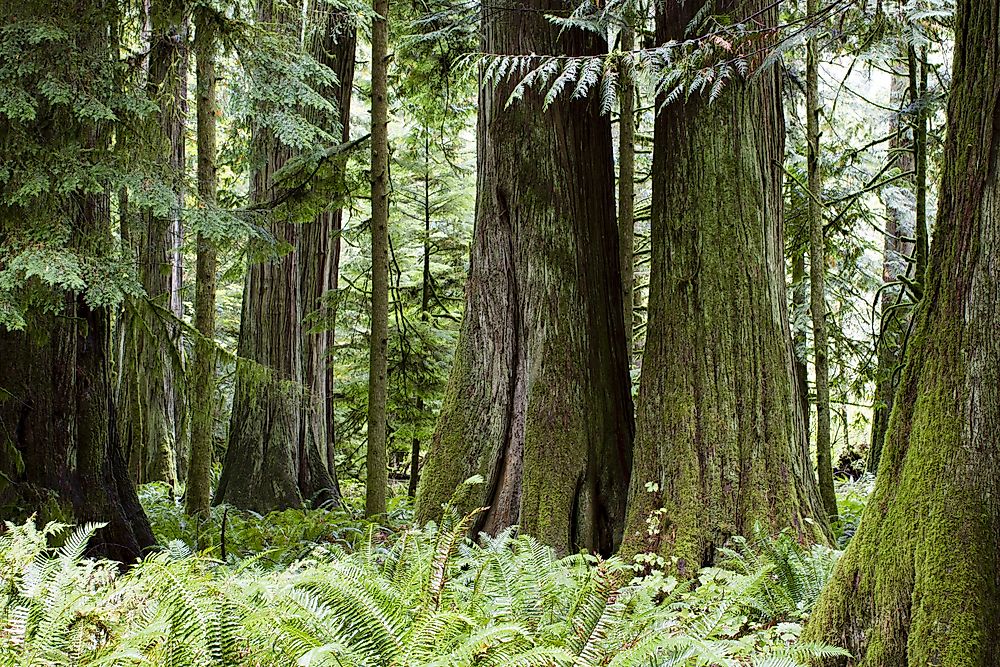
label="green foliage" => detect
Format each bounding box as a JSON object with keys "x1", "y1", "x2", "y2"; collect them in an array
[{"x1": 0, "y1": 513, "x2": 849, "y2": 667}]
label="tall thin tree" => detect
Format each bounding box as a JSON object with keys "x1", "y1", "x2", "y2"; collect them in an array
[{"x1": 367, "y1": 0, "x2": 390, "y2": 518}]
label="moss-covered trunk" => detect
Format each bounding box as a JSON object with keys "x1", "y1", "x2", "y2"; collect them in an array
[
  {"x1": 414, "y1": 0, "x2": 633, "y2": 555},
  {"x1": 186, "y1": 9, "x2": 218, "y2": 519},
  {"x1": 804, "y1": 0, "x2": 1000, "y2": 660},
  {"x1": 620, "y1": 0, "x2": 829, "y2": 573},
  {"x1": 0, "y1": 22, "x2": 155, "y2": 556}
]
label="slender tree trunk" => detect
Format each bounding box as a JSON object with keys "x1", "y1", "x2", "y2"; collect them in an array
[
  {"x1": 186, "y1": 9, "x2": 218, "y2": 520},
  {"x1": 868, "y1": 69, "x2": 916, "y2": 473},
  {"x1": 805, "y1": 1, "x2": 1000, "y2": 658},
  {"x1": 408, "y1": 133, "x2": 433, "y2": 499},
  {"x1": 620, "y1": 0, "x2": 828, "y2": 573},
  {"x1": 415, "y1": 0, "x2": 633, "y2": 556},
  {"x1": 121, "y1": 0, "x2": 187, "y2": 490},
  {"x1": 0, "y1": 1, "x2": 154, "y2": 559},
  {"x1": 619, "y1": 25, "x2": 636, "y2": 364},
  {"x1": 807, "y1": 0, "x2": 837, "y2": 519},
  {"x1": 366, "y1": 0, "x2": 390, "y2": 518},
  {"x1": 791, "y1": 251, "x2": 811, "y2": 444}
]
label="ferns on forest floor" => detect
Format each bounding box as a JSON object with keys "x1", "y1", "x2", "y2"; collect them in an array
[{"x1": 0, "y1": 511, "x2": 849, "y2": 667}]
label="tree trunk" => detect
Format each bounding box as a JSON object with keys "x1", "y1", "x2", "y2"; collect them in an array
[
  {"x1": 619, "y1": 25, "x2": 636, "y2": 364},
  {"x1": 868, "y1": 69, "x2": 916, "y2": 473},
  {"x1": 297, "y1": 4, "x2": 355, "y2": 507},
  {"x1": 620, "y1": 0, "x2": 828, "y2": 574},
  {"x1": 414, "y1": 0, "x2": 633, "y2": 556},
  {"x1": 805, "y1": 0, "x2": 1000, "y2": 659},
  {"x1": 791, "y1": 251, "x2": 811, "y2": 444},
  {"x1": 806, "y1": 0, "x2": 837, "y2": 519},
  {"x1": 121, "y1": 0, "x2": 187, "y2": 490},
  {"x1": 0, "y1": 0, "x2": 154, "y2": 558},
  {"x1": 216, "y1": 1, "x2": 355, "y2": 512},
  {"x1": 186, "y1": 8, "x2": 218, "y2": 520},
  {"x1": 216, "y1": 0, "x2": 304, "y2": 512},
  {"x1": 366, "y1": 0, "x2": 390, "y2": 518}
]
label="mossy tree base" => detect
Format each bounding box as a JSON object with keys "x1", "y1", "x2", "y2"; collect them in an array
[
  {"x1": 620, "y1": 0, "x2": 829, "y2": 574},
  {"x1": 805, "y1": 1, "x2": 1000, "y2": 660}
]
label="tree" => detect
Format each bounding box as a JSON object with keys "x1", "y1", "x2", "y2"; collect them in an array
[
  {"x1": 806, "y1": 0, "x2": 837, "y2": 519},
  {"x1": 0, "y1": 0, "x2": 155, "y2": 562},
  {"x1": 415, "y1": 0, "x2": 633, "y2": 556},
  {"x1": 119, "y1": 0, "x2": 188, "y2": 489},
  {"x1": 620, "y1": 0, "x2": 828, "y2": 573},
  {"x1": 367, "y1": 0, "x2": 390, "y2": 518},
  {"x1": 186, "y1": 5, "x2": 219, "y2": 520},
  {"x1": 804, "y1": 0, "x2": 1000, "y2": 659},
  {"x1": 216, "y1": 0, "x2": 350, "y2": 511},
  {"x1": 618, "y1": 22, "x2": 636, "y2": 363}
]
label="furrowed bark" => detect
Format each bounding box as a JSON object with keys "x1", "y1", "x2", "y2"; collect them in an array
[
  {"x1": 415, "y1": 0, "x2": 633, "y2": 556},
  {"x1": 620, "y1": 0, "x2": 829, "y2": 574},
  {"x1": 805, "y1": 0, "x2": 1000, "y2": 661}
]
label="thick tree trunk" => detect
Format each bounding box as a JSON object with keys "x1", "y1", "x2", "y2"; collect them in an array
[
  {"x1": 366, "y1": 0, "x2": 390, "y2": 518},
  {"x1": 217, "y1": 0, "x2": 304, "y2": 512},
  {"x1": 620, "y1": 0, "x2": 828, "y2": 573},
  {"x1": 806, "y1": 0, "x2": 837, "y2": 519},
  {"x1": 186, "y1": 9, "x2": 218, "y2": 519},
  {"x1": 0, "y1": 22, "x2": 155, "y2": 557},
  {"x1": 297, "y1": 4, "x2": 355, "y2": 507},
  {"x1": 415, "y1": 0, "x2": 633, "y2": 556},
  {"x1": 216, "y1": 1, "x2": 355, "y2": 512},
  {"x1": 804, "y1": 0, "x2": 1000, "y2": 661},
  {"x1": 121, "y1": 0, "x2": 187, "y2": 489},
  {"x1": 868, "y1": 70, "x2": 915, "y2": 473}
]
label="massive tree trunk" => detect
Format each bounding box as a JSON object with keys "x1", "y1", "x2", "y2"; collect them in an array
[
  {"x1": 868, "y1": 70, "x2": 916, "y2": 473},
  {"x1": 216, "y1": 1, "x2": 353, "y2": 512},
  {"x1": 804, "y1": 0, "x2": 1000, "y2": 661},
  {"x1": 414, "y1": 0, "x2": 633, "y2": 556},
  {"x1": 0, "y1": 0, "x2": 154, "y2": 558},
  {"x1": 121, "y1": 0, "x2": 187, "y2": 489},
  {"x1": 620, "y1": 0, "x2": 828, "y2": 573}
]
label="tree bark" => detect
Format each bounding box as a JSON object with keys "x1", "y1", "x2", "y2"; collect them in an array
[
  {"x1": 805, "y1": 0, "x2": 1000, "y2": 659},
  {"x1": 216, "y1": 1, "x2": 355, "y2": 512},
  {"x1": 415, "y1": 0, "x2": 633, "y2": 556},
  {"x1": 366, "y1": 0, "x2": 390, "y2": 518},
  {"x1": 620, "y1": 0, "x2": 829, "y2": 574},
  {"x1": 0, "y1": 0, "x2": 154, "y2": 558},
  {"x1": 186, "y1": 8, "x2": 218, "y2": 520},
  {"x1": 619, "y1": 25, "x2": 636, "y2": 364},
  {"x1": 297, "y1": 3, "x2": 355, "y2": 507},
  {"x1": 806, "y1": 0, "x2": 837, "y2": 519}
]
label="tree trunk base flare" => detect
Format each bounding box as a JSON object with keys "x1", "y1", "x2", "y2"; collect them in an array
[
  {"x1": 804, "y1": 0, "x2": 1000, "y2": 660},
  {"x1": 414, "y1": 0, "x2": 633, "y2": 557},
  {"x1": 619, "y1": 0, "x2": 829, "y2": 575},
  {"x1": 0, "y1": 300, "x2": 156, "y2": 564}
]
